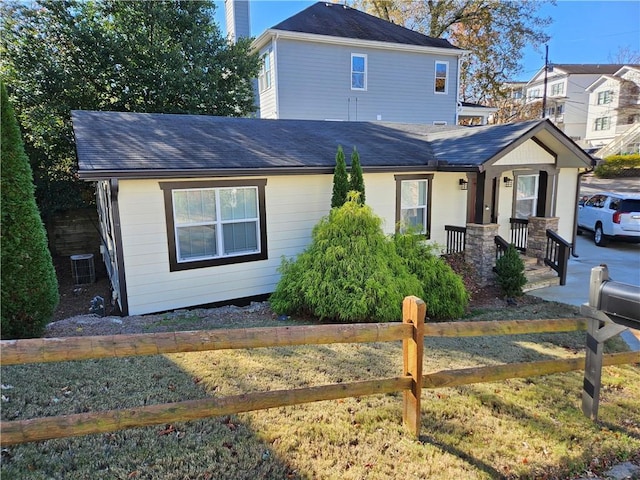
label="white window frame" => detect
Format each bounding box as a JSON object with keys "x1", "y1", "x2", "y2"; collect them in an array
[
  {"x1": 351, "y1": 53, "x2": 367, "y2": 91},
  {"x1": 395, "y1": 174, "x2": 433, "y2": 238},
  {"x1": 434, "y1": 61, "x2": 448, "y2": 94},
  {"x1": 597, "y1": 90, "x2": 612, "y2": 105},
  {"x1": 161, "y1": 180, "x2": 267, "y2": 272},
  {"x1": 514, "y1": 174, "x2": 539, "y2": 219},
  {"x1": 258, "y1": 49, "x2": 272, "y2": 92},
  {"x1": 594, "y1": 117, "x2": 611, "y2": 131},
  {"x1": 550, "y1": 82, "x2": 564, "y2": 96}
]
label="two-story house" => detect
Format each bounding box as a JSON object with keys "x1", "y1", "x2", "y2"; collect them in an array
[
  {"x1": 524, "y1": 64, "x2": 627, "y2": 146},
  {"x1": 584, "y1": 65, "x2": 640, "y2": 155},
  {"x1": 244, "y1": 1, "x2": 465, "y2": 125}
]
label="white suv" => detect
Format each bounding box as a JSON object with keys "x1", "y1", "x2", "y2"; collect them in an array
[{"x1": 577, "y1": 192, "x2": 640, "y2": 246}]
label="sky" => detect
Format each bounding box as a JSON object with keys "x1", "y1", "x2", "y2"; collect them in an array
[{"x1": 213, "y1": 0, "x2": 640, "y2": 82}]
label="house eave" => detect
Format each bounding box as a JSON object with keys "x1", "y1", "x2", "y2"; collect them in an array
[
  {"x1": 252, "y1": 29, "x2": 469, "y2": 56},
  {"x1": 78, "y1": 164, "x2": 446, "y2": 181}
]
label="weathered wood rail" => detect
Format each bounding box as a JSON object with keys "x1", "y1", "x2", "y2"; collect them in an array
[{"x1": 1, "y1": 298, "x2": 638, "y2": 446}]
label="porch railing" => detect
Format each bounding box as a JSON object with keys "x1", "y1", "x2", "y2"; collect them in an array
[
  {"x1": 509, "y1": 218, "x2": 528, "y2": 253},
  {"x1": 444, "y1": 225, "x2": 466, "y2": 254},
  {"x1": 544, "y1": 229, "x2": 571, "y2": 286},
  {"x1": 494, "y1": 235, "x2": 510, "y2": 262}
]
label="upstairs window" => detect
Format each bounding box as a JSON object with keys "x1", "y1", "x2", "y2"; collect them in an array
[
  {"x1": 435, "y1": 61, "x2": 448, "y2": 94},
  {"x1": 528, "y1": 88, "x2": 540, "y2": 101},
  {"x1": 351, "y1": 54, "x2": 367, "y2": 90},
  {"x1": 258, "y1": 50, "x2": 272, "y2": 92},
  {"x1": 551, "y1": 82, "x2": 564, "y2": 96},
  {"x1": 594, "y1": 117, "x2": 611, "y2": 131},
  {"x1": 597, "y1": 90, "x2": 612, "y2": 105}
]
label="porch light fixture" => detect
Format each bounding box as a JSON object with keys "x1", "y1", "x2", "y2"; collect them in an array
[
  {"x1": 503, "y1": 176, "x2": 513, "y2": 187},
  {"x1": 459, "y1": 178, "x2": 468, "y2": 190}
]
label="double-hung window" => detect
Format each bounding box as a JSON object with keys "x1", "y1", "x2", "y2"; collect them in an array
[
  {"x1": 161, "y1": 180, "x2": 267, "y2": 271},
  {"x1": 351, "y1": 54, "x2": 367, "y2": 90},
  {"x1": 597, "y1": 90, "x2": 612, "y2": 105},
  {"x1": 258, "y1": 50, "x2": 272, "y2": 92},
  {"x1": 594, "y1": 117, "x2": 611, "y2": 131},
  {"x1": 395, "y1": 174, "x2": 433, "y2": 236},
  {"x1": 435, "y1": 61, "x2": 448, "y2": 94},
  {"x1": 550, "y1": 82, "x2": 564, "y2": 96},
  {"x1": 514, "y1": 174, "x2": 539, "y2": 219}
]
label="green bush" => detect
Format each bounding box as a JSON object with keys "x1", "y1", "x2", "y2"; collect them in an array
[
  {"x1": 270, "y1": 197, "x2": 423, "y2": 322},
  {"x1": 495, "y1": 244, "x2": 526, "y2": 298},
  {"x1": 331, "y1": 145, "x2": 349, "y2": 208},
  {"x1": 594, "y1": 154, "x2": 640, "y2": 178},
  {"x1": 349, "y1": 146, "x2": 365, "y2": 205},
  {"x1": 1, "y1": 83, "x2": 59, "y2": 339},
  {"x1": 394, "y1": 233, "x2": 469, "y2": 320}
]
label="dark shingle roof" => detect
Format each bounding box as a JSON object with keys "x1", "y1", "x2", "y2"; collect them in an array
[
  {"x1": 72, "y1": 112, "x2": 587, "y2": 179},
  {"x1": 271, "y1": 2, "x2": 458, "y2": 50},
  {"x1": 426, "y1": 121, "x2": 541, "y2": 165},
  {"x1": 72, "y1": 111, "x2": 443, "y2": 177}
]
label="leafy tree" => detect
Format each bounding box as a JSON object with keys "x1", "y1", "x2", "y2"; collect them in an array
[
  {"x1": 331, "y1": 145, "x2": 349, "y2": 208},
  {"x1": 349, "y1": 146, "x2": 365, "y2": 205},
  {"x1": 351, "y1": 0, "x2": 551, "y2": 103},
  {"x1": 270, "y1": 195, "x2": 424, "y2": 322},
  {"x1": 495, "y1": 244, "x2": 527, "y2": 298},
  {"x1": 0, "y1": 0, "x2": 260, "y2": 219},
  {"x1": 393, "y1": 232, "x2": 468, "y2": 320},
  {"x1": 1, "y1": 83, "x2": 59, "y2": 339}
]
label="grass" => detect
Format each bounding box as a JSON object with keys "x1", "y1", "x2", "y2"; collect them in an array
[{"x1": 1, "y1": 302, "x2": 639, "y2": 479}]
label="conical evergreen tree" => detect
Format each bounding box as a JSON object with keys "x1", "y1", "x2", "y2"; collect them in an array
[
  {"x1": 1, "y1": 83, "x2": 59, "y2": 339},
  {"x1": 349, "y1": 146, "x2": 365, "y2": 204},
  {"x1": 331, "y1": 145, "x2": 349, "y2": 208}
]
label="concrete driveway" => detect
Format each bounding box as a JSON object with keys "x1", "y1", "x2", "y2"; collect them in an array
[{"x1": 529, "y1": 174, "x2": 640, "y2": 348}]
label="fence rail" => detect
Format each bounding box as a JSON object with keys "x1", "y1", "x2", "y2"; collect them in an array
[{"x1": 1, "y1": 301, "x2": 637, "y2": 447}]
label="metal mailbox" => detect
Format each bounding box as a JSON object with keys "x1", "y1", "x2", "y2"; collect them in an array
[{"x1": 580, "y1": 265, "x2": 639, "y2": 421}]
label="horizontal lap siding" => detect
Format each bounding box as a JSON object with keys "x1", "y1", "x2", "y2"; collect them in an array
[
  {"x1": 429, "y1": 173, "x2": 467, "y2": 245},
  {"x1": 118, "y1": 172, "x2": 456, "y2": 315},
  {"x1": 276, "y1": 39, "x2": 458, "y2": 124},
  {"x1": 556, "y1": 169, "x2": 578, "y2": 239},
  {"x1": 118, "y1": 176, "x2": 334, "y2": 315}
]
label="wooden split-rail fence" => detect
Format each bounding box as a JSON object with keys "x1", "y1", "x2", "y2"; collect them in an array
[{"x1": 0, "y1": 296, "x2": 637, "y2": 446}]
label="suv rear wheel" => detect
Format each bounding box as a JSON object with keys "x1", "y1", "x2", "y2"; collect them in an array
[{"x1": 594, "y1": 223, "x2": 608, "y2": 247}]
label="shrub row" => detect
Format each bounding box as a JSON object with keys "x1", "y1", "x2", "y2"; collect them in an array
[{"x1": 594, "y1": 154, "x2": 640, "y2": 178}]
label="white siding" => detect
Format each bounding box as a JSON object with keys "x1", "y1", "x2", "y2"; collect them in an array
[
  {"x1": 257, "y1": 44, "x2": 277, "y2": 118},
  {"x1": 556, "y1": 169, "x2": 578, "y2": 240},
  {"x1": 272, "y1": 38, "x2": 459, "y2": 124},
  {"x1": 118, "y1": 171, "x2": 466, "y2": 315},
  {"x1": 493, "y1": 139, "x2": 555, "y2": 166}
]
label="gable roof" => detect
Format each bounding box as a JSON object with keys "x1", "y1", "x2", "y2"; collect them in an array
[
  {"x1": 256, "y1": 2, "x2": 459, "y2": 51},
  {"x1": 72, "y1": 112, "x2": 592, "y2": 180},
  {"x1": 527, "y1": 64, "x2": 636, "y2": 86}
]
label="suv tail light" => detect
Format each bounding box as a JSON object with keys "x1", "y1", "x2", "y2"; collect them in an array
[{"x1": 613, "y1": 211, "x2": 622, "y2": 224}]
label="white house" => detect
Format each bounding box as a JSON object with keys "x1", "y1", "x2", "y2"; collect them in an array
[
  {"x1": 584, "y1": 65, "x2": 640, "y2": 155},
  {"x1": 240, "y1": 1, "x2": 466, "y2": 125},
  {"x1": 525, "y1": 64, "x2": 628, "y2": 146},
  {"x1": 73, "y1": 111, "x2": 592, "y2": 316}
]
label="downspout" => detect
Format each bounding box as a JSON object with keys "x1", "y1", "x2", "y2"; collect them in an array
[
  {"x1": 571, "y1": 165, "x2": 595, "y2": 257},
  {"x1": 455, "y1": 55, "x2": 462, "y2": 125},
  {"x1": 273, "y1": 33, "x2": 280, "y2": 118}
]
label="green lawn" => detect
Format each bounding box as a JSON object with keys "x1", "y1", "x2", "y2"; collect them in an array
[{"x1": 1, "y1": 304, "x2": 639, "y2": 479}]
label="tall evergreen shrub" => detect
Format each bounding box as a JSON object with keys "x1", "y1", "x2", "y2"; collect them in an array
[
  {"x1": 495, "y1": 244, "x2": 527, "y2": 298},
  {"x1": 1, "y1": 83, "x2": 59, "y2": 339},
  {"x1": 331, "y1": 145, "x2": 349, "y2": 208},
  {"x1": 270, "y1": 196, "x2": 423, "y2": 322},
  {"x1": 349, "y1": 146, "x2": 365, "y2": 204},
  {"x1": 394, "y1": 233, "x2": 469, "y2": 320}
]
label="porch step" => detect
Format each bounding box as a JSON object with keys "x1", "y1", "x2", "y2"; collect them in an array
[{"x1": 523, "y1": 271, "x2": 560, "y2": 292}]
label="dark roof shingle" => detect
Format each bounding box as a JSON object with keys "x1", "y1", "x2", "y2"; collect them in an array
[{"x1": 271, "y1": 2, "x2": 458, "y2": 50}]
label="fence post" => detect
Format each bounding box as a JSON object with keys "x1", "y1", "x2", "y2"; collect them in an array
[{"x1": 402, "y1": 296, "x2": 426, "y2": 437}]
